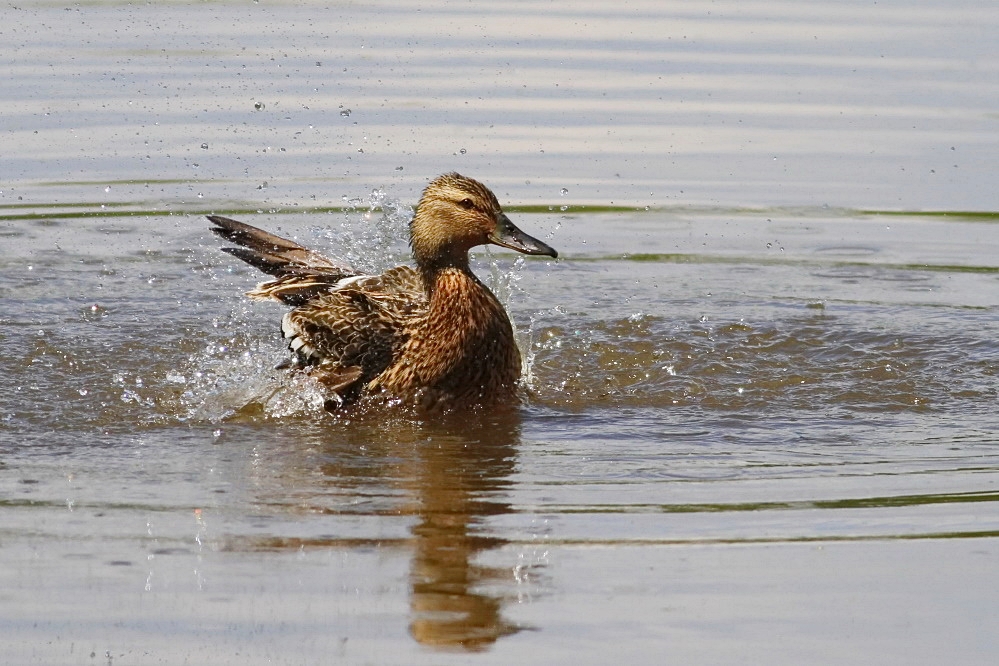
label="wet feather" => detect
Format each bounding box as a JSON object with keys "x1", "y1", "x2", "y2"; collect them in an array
[{"x1": 209, "y1": 172, "x2": 557, "y2": 412}]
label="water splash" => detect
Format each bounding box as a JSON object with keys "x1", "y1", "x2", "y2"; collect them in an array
[
  {"x1": 315, "y1": 188, "x2": 413, "y2": 273},
  {"x1": 168, "y1": 306, "x2": 328, "y2": 423},
  {"x1": 520, "y1": 305, "x2": 565, "y2": 391}
]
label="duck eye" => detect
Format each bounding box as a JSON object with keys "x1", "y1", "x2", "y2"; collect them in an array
[{"x1": 458, "y1": 198, "x2": 475, "y2": 210}]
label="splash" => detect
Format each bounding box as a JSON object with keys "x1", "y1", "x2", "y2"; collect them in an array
[{"x1": 310, "y1": 188, "x2": 414, "y2": 273}]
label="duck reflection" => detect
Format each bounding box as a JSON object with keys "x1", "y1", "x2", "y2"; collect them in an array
[
  {"x1": 289, "y1": 409, "x2": 528, "y2": 650},
  {"x1": 227, "y1": 408, "x2": 533, "y2": 649},
  {"x1": 403, "y1": 411, "x2": 523, "y2": 649}
]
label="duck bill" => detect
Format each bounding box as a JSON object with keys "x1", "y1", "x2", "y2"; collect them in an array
[{"x1": 488, "y1": 213, "x2": 558, "y2": 258}]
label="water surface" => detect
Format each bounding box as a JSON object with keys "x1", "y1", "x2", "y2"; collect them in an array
[{"x1": 2, "y1": 1, "x2": 998, "y2": 664}]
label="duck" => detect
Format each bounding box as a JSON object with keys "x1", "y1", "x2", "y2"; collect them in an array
[{"x1": 209, "y1": 172, "x2": 558, "y2": 412}]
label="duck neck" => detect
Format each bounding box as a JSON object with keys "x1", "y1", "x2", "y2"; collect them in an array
[
  {"x1": 419, "y1": 255, "x2": 475, "y2": 299},
  {"x1": 431, "y1": 274, "x2": 499, "y2": 328}
]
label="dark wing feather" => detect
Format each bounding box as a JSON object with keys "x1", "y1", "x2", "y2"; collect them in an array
[
  {"x1": 208, "y1": 215, "x2": 357, "y2": 305},
  {"x1": 208, "y1": 215, "x2": 350, "y2": 272}
]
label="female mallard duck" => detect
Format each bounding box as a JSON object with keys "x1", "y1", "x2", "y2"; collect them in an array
[{"x1": 209, "y1": 172, "x2": 557, "y2": 412}]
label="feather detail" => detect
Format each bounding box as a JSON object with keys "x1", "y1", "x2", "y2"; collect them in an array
[
  {"x1": 209, "y1": 173, "x2": 556, "y2": 411},
  {"x1": 209, "y1": 215, "x2": 352, "y2": 273}
]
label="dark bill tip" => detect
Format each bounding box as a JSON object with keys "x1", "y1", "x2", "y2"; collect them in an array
[{"x1": 489, "y1": 213, "x2": 559, "y2": 258}]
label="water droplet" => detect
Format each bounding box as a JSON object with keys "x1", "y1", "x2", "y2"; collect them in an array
[
  {"x1": 201, "y1": 142, "x2": 208, "y2": 150},
  {"x1": 213, "y1": 429, "x2": 222, "y2": 439},
  {"x1": 340, "y1": 108, "x2": 351, "y2": 117},
  {"x1": 560, "y1": 188, "x2": 568, "y2": 196},
  {"x1": 104, "y1": 186, "x2": 111, "y2": 193},
  {"x1": 459, "y1": 148, "x2": 467, "y2": 154},
  {"x1": 79, "y1": 388, "x2": 88, "y2": 396},
  {"x1": 254, "y1": 101, "x2": 265, "y2": 111}
]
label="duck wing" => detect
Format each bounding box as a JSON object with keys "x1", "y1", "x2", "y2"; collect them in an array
[
  {"x1": 210, "y1": 215, "x2": 428, "y2": 404},
  {"x1": 282, "y1": 266, "x2": 427, "y2": 400},
  {"x1": 208, "y1": 215, "x2": 356, "y2": 305}
]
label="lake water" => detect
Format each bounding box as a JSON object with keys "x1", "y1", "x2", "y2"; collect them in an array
[{"x1": 2, "y1": 1, "x2": 998, "y2": 664}]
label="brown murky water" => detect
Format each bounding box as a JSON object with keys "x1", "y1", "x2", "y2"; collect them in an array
[{"x1": 3, "y1": 1, "x2": 999, "y2": 664}]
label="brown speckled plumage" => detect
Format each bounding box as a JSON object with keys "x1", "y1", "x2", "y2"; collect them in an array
[{"x1": 209, "y1": 172, "x2": 557, "y2": 412}]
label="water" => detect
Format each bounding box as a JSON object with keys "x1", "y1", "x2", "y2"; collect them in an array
[{"x1": 3, "y1": 1, "x2": 999, "y2": 664}]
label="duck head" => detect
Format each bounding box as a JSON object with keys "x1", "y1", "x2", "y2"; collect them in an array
[{"x1": 410, "y1": 173, "x2": 558, "y2": 269}]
